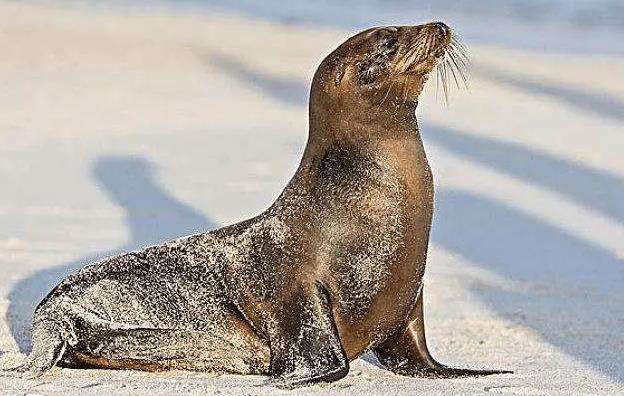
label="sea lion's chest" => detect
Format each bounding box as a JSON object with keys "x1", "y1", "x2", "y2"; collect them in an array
[
  {"x1": 315, "y1": 146, "x2": 430, "y2": 306},
  {"x1": 318, "y1": 178, "x2": 403, "y2": 311}
]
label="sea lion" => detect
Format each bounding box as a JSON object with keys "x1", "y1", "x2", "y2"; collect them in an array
[{"x1": 3, "y1": 22, "x2": 509, "y2": 386}]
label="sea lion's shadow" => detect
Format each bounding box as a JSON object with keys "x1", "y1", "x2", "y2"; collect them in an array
[{"x1": 6, "y1": 155, "x2": 216, "y2": 352}]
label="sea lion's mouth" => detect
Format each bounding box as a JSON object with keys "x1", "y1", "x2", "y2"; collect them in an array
[
  {"x1": 395, "y1": 24, "x2": 448, "y2": 73},
  {"x1": 395, "y1": 23, "x2": 470, "y2": 102}
]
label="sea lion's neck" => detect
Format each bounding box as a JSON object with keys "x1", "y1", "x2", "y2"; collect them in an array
[
  {"x1": 297, "y1": 103, "x2": 426, "y2": 180},
  {"x1": 307, "y1": 102, "x2": 419, "y2": 148}
]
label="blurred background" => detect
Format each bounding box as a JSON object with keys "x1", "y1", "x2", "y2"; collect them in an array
[
  {"x1": 0, "y1": 1, "x2": 622, "y2": 395},
  {"x1": 158, "y1": 0, "x2": 624, "y2": 53}
]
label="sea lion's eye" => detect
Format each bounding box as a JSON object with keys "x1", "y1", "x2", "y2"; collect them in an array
[
  {"x1": 356, "y1": 27, "x2": 398, "y2": 86},
  {"x1": 376, "y1": 28, "x2": 398, "y2": 57},
  {"x1": 380, "y1": 38, "x2": 398, "y2": 57}
]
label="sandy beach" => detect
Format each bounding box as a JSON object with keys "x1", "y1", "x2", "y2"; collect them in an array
[{"x1": 0, "y1": 1, "x2": 623, "y2": 394}]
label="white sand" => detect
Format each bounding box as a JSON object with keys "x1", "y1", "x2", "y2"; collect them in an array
[{"x1": 0, "y1": 2, "x2": 623, "y2": 395}]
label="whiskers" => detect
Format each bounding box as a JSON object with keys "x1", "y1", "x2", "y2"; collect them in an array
[
  {"x1": 396, "y1": 34, "x2": 432, "y2": 75},
  {"x1": 373, "y1": 31, "x2": 471, "y2": 107},
  {"x1": 435, "y1": 35, "x2": 471, "y2": 105},
  {"x1": 374, "y1": 35, "x2": 429, "y2": 106}
]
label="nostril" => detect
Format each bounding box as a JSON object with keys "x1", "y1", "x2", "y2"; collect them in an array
[{"x1": 430, "y1": 21, "x2": 451, "y2": 34}]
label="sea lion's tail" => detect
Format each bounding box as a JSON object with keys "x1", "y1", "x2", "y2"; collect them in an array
[{"x1": 0, "y1": 319, "x2": 66, "y2": 378}]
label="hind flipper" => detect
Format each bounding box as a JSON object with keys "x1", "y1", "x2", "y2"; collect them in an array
[
  {"x1": 373, "y1": 288, "x2": 512, "y2": 378},
  {"x1": 1, "y1": 320, "x2": 67, "y2": 379},
  {"x1": 65, "y1": 327, "x2": 269, "y2": 374}
]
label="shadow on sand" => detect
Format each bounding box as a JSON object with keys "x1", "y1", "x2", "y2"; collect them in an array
[
  {"x1": 6, "y1": 155, "x2": 216, "y2": 351},
  {"x1": 425, "y1": 124, "x2": 624, "y2": 225},
  {"x1": 433, "y1": 187, "x2": 624, "y2": 381},
  {"x1": 207, "y1": 52, "x2": 308, "y2": 107},
  {"x1": 475, "y1": 64, "x2": 624, "y2": 123},
  {"x1": 207, "y1": 53, "x2": 624, "y2": 380}
]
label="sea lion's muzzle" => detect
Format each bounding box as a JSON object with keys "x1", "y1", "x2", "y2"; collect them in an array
[{"x1": 426, "y1": 21, "x2": 452, "y2": 36}]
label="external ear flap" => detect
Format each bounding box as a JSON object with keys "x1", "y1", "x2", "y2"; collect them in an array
[{"x1": 334, "y1": 63, "x2": 346, "y2": 86}]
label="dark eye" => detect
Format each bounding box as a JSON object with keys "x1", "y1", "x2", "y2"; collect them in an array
[
  {"x1": 376, "y1": 28, "x2": 398, "y2": 57},
  {"x1": 380, "y1": 38, "x2": 398, "y2": 57},
  {"x1": 357, "y1": 27, "x2": 398, "y2": 86}
]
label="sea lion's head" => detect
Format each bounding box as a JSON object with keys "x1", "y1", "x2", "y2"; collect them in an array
[{"x1": 310, "y1": 22, "x2": 468, "y2": 129}]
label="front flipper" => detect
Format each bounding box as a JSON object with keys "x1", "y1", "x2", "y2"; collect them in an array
[
  {"x1": 373, "y1": 288, "x2": 512, "y2": 378},
  {"x1": 266, "y1": 282, "x2": 349, "y2": 388}
]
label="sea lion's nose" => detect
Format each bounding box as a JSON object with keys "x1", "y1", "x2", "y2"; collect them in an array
[{"x1": 428, "y1": 21, "x2": 451, "y2": 34}]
